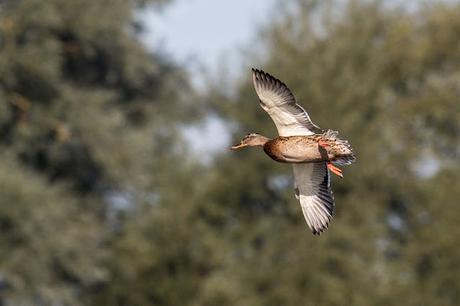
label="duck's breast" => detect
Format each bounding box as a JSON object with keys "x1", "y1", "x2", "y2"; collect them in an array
[{"x1": 263, "y1": 136, "x2": 329, "y2": 163}]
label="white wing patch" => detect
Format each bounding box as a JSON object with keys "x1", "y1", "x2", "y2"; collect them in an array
[
  {"x1": 252, "y1": 68, "x2": 322, "y2": 136},
  {"x1": 292, "y1": 163, "x2": 334, "y2": 235}
]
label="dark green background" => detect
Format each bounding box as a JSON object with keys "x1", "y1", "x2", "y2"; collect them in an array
[{"x1": 0, "y1": 0, "x2": 459, "y2": 305}]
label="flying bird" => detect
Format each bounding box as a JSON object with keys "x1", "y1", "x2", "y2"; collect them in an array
[{"x1": 232, "y1": 68, "x2": 356, "y2": 235}]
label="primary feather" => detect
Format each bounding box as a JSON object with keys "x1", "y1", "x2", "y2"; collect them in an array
[
  {"x1": 252, "y1": 68, "x2": 322, "y2": 136},
  {"x1": 293, "y1": 163, "x2": 334, "y2": 234}
]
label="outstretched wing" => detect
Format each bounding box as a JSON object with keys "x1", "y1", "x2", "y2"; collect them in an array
[
  {"x1": 292, "y1": 163, "x2": 334, "y2": 235},
  {"x1": 252, "y1": 68, "x2": 322, "y2": 136}
]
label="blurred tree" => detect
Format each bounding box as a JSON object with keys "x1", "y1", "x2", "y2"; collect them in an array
[
  {"x1": 88, "y1": 0, "x2": 460, "y2": 305},
  {"x1": 0, "y1": 154, "x2": 107, "y2": 306},
  {"x1": 1, "y1": 0, "x2": 459, "y2": 306},
  {"x1": 0, "y1": 0, "x2": 197, "y2": 193},
  {"x1": 179, "y1": 1, "x2": 460, "y2": 305},
  {"x1": 0, "y1": 0, "x2": 202, "y2": 305}
]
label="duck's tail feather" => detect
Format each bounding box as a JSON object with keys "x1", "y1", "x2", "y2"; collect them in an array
[
  {"x1": 321, "y1": 130, "x2": 356, "y2": 166},
  {"x1": 333, "y1": 155, "x2": 356, "y2": 166}
]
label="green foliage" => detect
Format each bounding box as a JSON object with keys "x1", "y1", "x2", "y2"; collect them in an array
[
  {"x1": 0, "y1": 154, "x2": 107, "y2": 306},
  {"x1": 0, "y1": 0, "x2": 198, "y2": 305},
  {"x1": 0, "y1": 0, "x2": 196, "y2": 193},
  {"x1": 197, "y1": 1, "x2": 460, "y2": 305},
  {"x1": 0, "y1": 0, "x2": 459, "y2": 305}
]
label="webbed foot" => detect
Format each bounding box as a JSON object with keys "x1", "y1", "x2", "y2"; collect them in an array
[
  {"x1": 327, "y1": 162, "x2": 343, "y2": 178},
  {"x1": 318, "y1": 140, "x2": 330, "y2": 148}
]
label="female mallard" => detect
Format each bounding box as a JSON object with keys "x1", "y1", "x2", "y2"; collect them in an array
[{"x1": 232, "y1": 69, "x2": 355, "y2": 235}]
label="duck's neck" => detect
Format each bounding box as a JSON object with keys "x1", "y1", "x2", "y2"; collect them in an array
[{"x1": 254, "y1": 135, "x2": 270, "y2": 147}]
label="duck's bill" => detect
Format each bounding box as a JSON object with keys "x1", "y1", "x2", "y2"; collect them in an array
[{"x1": 231, "y1": 143, "x2": 247, "y2": 150}]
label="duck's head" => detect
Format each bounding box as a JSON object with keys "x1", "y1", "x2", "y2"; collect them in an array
[{"x1": 231, "y1": 133, "x2": 269, "y2": 150}]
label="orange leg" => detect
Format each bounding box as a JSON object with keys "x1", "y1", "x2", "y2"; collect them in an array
[
  {"x1": 318, "y1": 140, "x2": 330, "y2": 148},
  {"x1": 327, "y1": 162, "x2": 343, "y2": 178}
]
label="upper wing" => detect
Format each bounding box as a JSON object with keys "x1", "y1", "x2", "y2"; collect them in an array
[
  {"x1": 252, "y1": 68, "x2": 322, "y2": 136},
  {"x1": 292, "y1": 163, "x2": 334, "y2": 235}
]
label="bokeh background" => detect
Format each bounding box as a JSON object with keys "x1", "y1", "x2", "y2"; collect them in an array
[{"x1": 0, "y1": 0, "x2": 459, "y2": 305}]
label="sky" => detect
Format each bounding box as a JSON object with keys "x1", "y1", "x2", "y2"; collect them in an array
[
  {"x1": 141, "y1": 0, "x2": 278, "y2": 158},
  {"x1": 141, "y1": 0, "x2": 277, "y2": 79}
]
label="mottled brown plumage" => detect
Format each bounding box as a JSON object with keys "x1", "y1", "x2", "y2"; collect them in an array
[
  {"x1": 231, "y1": 69, "x2": 356, "y2": 235},
  {"x1": 232, "y1": 132, "x2": 354, "y2": 166},
  {"x1": 264, "y1": 136, "x2": 337, "y2": 164}
]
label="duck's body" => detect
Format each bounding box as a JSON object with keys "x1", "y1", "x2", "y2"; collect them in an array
[
  {"x1": 264, "y1": 135, "x2": 328, "y2": 163},
  {"x1": 263, "y1": 132, "x2": 353, "y2": 164},
  {"x1": 231, "y1": 68, "x2": 356, "y2": 235}
]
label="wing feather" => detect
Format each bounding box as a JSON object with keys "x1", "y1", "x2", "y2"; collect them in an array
[
  {"x1": 252, "y1": 68, "x2": 322, "y2": 136},
  {"x1": 292, "y1": 163, "x2": 334, "y2": 235}
]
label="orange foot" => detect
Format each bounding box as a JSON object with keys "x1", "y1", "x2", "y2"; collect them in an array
[
  {"x1": 318, "y1": 140, "x2": 330, "y2": 148},
  {"x1": 327, "y1": 162, "x2": 343, "y2": 178}
]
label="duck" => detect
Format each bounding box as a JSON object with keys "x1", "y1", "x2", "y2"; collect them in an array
[{"x1": 231, "y1": 68, "x2": 355, "y2": 235}]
